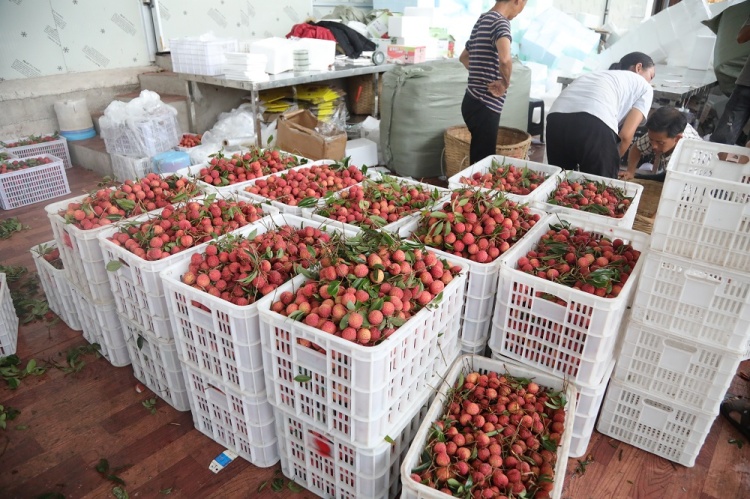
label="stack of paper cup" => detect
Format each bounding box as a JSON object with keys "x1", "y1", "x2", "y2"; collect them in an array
[{"x1": 293, "y1": 49, "x2": 310, "y2": 73}]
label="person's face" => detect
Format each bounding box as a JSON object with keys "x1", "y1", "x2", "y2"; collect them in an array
[
  {"x1": 632, "y1": 62, "x2": 655, "y2": 82},
  {"x1": 648, "y1": 130, "x2": 680, "y2": 155}
]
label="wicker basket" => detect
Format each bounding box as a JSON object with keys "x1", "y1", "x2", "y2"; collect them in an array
[
  {"x1": 347, "y1": 74, "x2": 383, "y2": 115},
  {"x1": 444, "y1": 125, "x2": 532, "y2": 178}
]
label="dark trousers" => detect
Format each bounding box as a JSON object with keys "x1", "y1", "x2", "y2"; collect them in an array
[
  {"x1": 461, "y1": 92, "x2": 501, "y2": 166},
  {"x1": 546, "y1": 112, "x2": 621, "y2": 179},
  {"x1": 711, "y1": 84, "x2": 750, "y2": 145}
]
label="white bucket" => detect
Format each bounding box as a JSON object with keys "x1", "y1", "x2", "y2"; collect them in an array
[{"x1": 54, "y1": 98, "x2": 94, "y2": 132}]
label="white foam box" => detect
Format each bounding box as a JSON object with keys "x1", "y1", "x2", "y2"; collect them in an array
[
  {"x1": 249, "y1": 37, "x2": 294, "y2": 74},
  {"x1": 292, "y1": 38, "x2": 336, "y2": 71},
  {"x1": 388, "y1": 15, "x2": 430, "y2": 39},
  {"x1": 345, "y1": 138, "x2": 378, "y2": 167}
]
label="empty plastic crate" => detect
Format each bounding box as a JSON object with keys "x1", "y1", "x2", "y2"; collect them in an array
[
  {"x1": 110, "y1": 154, "x2": 152, "y2": 181},
  {"x1": 170, "y1": 37, "x2": 238, "y2": 76},
  {"x1": 597, "y1": 378, "x2": 716, "y2": 467},
  {"x1": 4, "y1": 135, "x2": 71, "y2": 168},
  {"x1": 70, "y1": 282, "x2": 130, "y2": 367},
  {"x1": 0, "y1": 273, "x2": 19, "y2": 356},
  {"x1": 31, "y1": 241, "x2": 82, "y2": 331}
]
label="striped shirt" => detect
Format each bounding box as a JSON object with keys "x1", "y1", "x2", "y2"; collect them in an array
[{"x1": 465, "y1": 11, "x2": 511, "y2": 114}]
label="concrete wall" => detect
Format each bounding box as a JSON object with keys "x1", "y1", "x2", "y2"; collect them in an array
[{"x1": 0, "y1": 66, "x2": 154, "y2": 139}]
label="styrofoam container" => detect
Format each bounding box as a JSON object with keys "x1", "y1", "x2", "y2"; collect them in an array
[
  {"x1": 614, "y1": 320, "x2": 743, "y2": 414},
  {"x1": 4, "y1": 135, "x2": 71, "y2": 169},
  {"x1": 447, "y1": 154, "x2": 563, "y2": 204},
  {"x1": 182, "y1": 364, "x2": 279, "y2": 468},
  {"x1": 98, "y1": 201, "x2": 278, "y2": 339},
  {"x1": 277, "y1": 392, "x2": 431, "y2": 499},
  {"x1": 70, "y1": 282, "x2": 130, "y2": 367},
  {"x1": 597, "y1": 378, "x2": 716, "y2": 467},
  {"x1": 650, "y1": 139, "x2": 750, "y2": 272},
  {"x1": 531, "y1": 170, "x2": 643, "y2": 230},
  {"x1": 31, "y1": 241, "x2": 82, "y2": 331},
  {"x1": 300, "y1": 172, "x2": 449, "y2": 235},
  {"x1": 110, "y1": 154, "x2": 152, "y2": 181},
  {"x1": 292, "y1": 38, "x2": 336, "y2": 71},
  {"x1": 491, "y1": 349, "x2": 615, "y2": 459},
  {"x1": 401, "y1": 355, "x2": 577, "y2": 499},
  {"x1": 120, "y1": 314, "x2": 190, "y2": 411},
  {"x1": 249, "y1": 37, "x2": 294, "y2": 74},
  {"x1": 160, "y1": 214, "x2": 355, "y2": 393},
  {"x1": 0, "y1": 273, "x2": 19, "y2": 357},
  {"x1": 630, "y1": 251, "x2": 750, "y2": 351},
  {"x1": 44, "y1": 175, "x2": 201, "y2": 300},
  {"x1": 0, "y1": 154, "x2": 70, "y2": 210},
  {"x1": 399, "y1": 206, "x2": 549, "y2": 351},
  {"x1": 488, "y1": 213, "x2": 650, "y2": 385},
  {"x1": 170, "y1": 37, "x2": 238, "y2": 76},
  {"x1": 238, "y1": 161, "x2": 369, "y2": 216},
  {"x1": 258, "y1": 258, "x2": 467, "y2": 447}
]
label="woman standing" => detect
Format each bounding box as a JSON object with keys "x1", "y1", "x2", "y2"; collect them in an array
[
  {"x1": 546, "y1": 52, "x2": 656, "y2": 178},
  {"x1": 459, "y1": 0, "x2": 527, "y2": 166}
]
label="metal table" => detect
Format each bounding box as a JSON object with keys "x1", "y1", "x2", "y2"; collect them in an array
[
  {"x1": 180, "y1": 63, "x2": 397, "y2": 147},
  {"x1": 557, "y1": 64, "x2": 717, "y2": 107}
]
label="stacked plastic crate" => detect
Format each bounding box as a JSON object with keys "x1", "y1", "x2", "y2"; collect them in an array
[
  {"x1": 597, "y1": 139, "x2": 750, "y2": 467},
  {"x1": 487, "y1": 211, "x2": 650, "y2": 458},
  {"x1": 251, "y1": 239, "x2": 468, "y2": 497},
  {"x1": 30, "y1": 241, "x2": 82, "y2": 331},
  {"x1": 45, "y1": 197, "x2": 130, "y2": 367},
  {"x1": 0, "y1": 273, "x2": 19, "y2": 357}
]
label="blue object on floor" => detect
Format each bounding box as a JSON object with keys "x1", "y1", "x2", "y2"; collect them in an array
[{"x1": 60, "y1": 127, "x2": 96, "y2": 141}]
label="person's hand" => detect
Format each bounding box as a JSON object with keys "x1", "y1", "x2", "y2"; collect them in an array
[
  {"x1": 618, "y1": 171, "x2": 635, "y2": 181},
  {"x1": 488, "y1": 79, "x2": 508, "y2": 98}
]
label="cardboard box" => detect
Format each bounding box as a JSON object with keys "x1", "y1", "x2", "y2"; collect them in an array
[
  {"x1": 276, "y1": 109, "x2": 346, "y2": 161},
  {"x1": 386, "y1": 45, "x2": 427, "y2": 64}
]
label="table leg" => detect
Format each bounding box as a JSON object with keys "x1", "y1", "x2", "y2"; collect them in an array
[
  {"x1": 373, "y1": 72, "x2": 381, "y2": 119},
  {"x1": 250, "y1": 88, "x2": 262, "y2": 148},
  {"x1": 186, "y1": 81, "x2": 198, "y2": 133}
]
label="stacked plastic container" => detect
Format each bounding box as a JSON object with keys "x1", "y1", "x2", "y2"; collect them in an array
[
  {"x1": 0, "y1": 154, "x2": 70, "y2": 210},
  {"x1": 487, "y1": 212, "x2": 650, "y2": 457},
  {"x1": 254, "y1": 251, "x2": 468, "y2": 497},
  {"x1": 0, "y1": 273, "x2": 19, "y2": 357},
  {"x1": 30, "y1": 241, "x2": 82, "y2": 331},
  {"x1": 170, "y1": 37, "x2": 238, "y2": 76},
  {"x1": 597, "y1": 139, "x2": 750, "y2": 467},
  {"x1": 2, "y1": 134, "x2": 72, "y2": 169}
]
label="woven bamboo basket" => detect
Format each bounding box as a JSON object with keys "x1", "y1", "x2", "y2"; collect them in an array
[
  {"x1": 347, "y1": 74, "x2": 383, "y2": 115},
  {"x1": 444, "y1": 125, "x2": 532, "y2": 177}
]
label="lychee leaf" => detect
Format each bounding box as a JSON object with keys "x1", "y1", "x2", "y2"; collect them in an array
[
  {"x1": 289, "y1": 310, "x2": 305, "y2": 322},
  {"x1": 346, "y1": 300, "x2": 356, "y2": 311},
  {"x1": 327, "y1": 281, "x2": 340, "y2": 298},
  {"x1": 384, "y1": 435, "x2": 395, "y2": 444},
  {"x1": 293, "y1": 374, "x2": 311, "y2": 383},
  {"x1": 106, "y1": 261, "x2": 122, "y2": 272},
  {"x1": 340, "y1": 314, "x2": 350, "y2": 330}
]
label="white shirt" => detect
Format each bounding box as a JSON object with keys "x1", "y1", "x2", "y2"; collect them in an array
[{"x1": 550, "y1": 70, "x2": 654, "y2": 134}]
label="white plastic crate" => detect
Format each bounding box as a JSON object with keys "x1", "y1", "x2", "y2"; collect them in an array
[
  {"x1": 120, "y1": 314, "x2": 190, "y2": 411},
  {"x1": 4, "y1": 135, "x2": 71, "y2": 169},
  {"x1": 597, "y1": 378, "x2": 716, "y2": 467},
  {"x1": 182, "y1": 363, "x2": 279, "y2": 468},
  {"x1": 447, "y1": 154, "x2": 562, "y2": 204},
  {"x1": 170, "y1": 38, "x2": 238, "y2": 76},
  {"x1": 630, "y1": 251, "x2": 750, "y2": 351},
  {"x1": 531, "y1": 170, "x2": 643, "y2": 230},
  {"x1": 0, "y1": 154, "x2": 70, "y2": 210},
  {"x1": 399, "y1": 209, "x2": 549, "y2": 354},
  {"x1": 276, "y1": 393, "x2": 431, "y2": 499},
  {"x1": 614, "y1": 320, "x2": 743, "y2": 414},
  {"x1": 174, "y1": 133, "x2": 201, "y2": 155},
  {"x1": 300, "y1": 172, "x2": 449, "y2": 234},
  {"x1": 400, "y1": 355, "x2": 577, "y2": 499},
  {"x1": 258, "y1": 259, "x2": 467, "y2": 448},
  {"x1": 98, "y1": 206, "x2": 278, "y2": 340},
  {"x1": 70, "y1": 282, "x2": 130, "y2": 367},
  {"x1": 174, "y1": 154, "x2": 314, "y2": 198},
  {"x1": 31, "y1": 241, "x2": 82, "y2": 331},
  {"x1": 488, "y1": 213, "x2": 650, "y2": 385},
  {"x1": 491, "y1": 349, "x2": 614, "y2": 459},
  {"x1": 650, "y1": 140, "x2": 750, "y2": 272},
  {"x1": 0, "y1": 273, "x2": 19, "y2": 357},
  {"x1": 238, "y1": 161, "x2": 372, "y2": 216},
  {"x1": 160, "y1": 214, "x2": 353, "y2": 393},
  {"x1": 100, "y1": 113, "x2": 181, "y2": 158},
  {"x1": 110, "y1": 154, "x2": 152, "y2": 181},
  {"x1": 0, "y1": 148, "x2": 17, "y2": 161}
]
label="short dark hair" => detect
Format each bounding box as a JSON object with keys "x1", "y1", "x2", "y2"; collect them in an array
[
  {"x1": 646, "y1": 107, "x2": 687, "y2": 137},
  {"x1": 608, "y1": 52, "x2": 655, "y2": 71}
]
